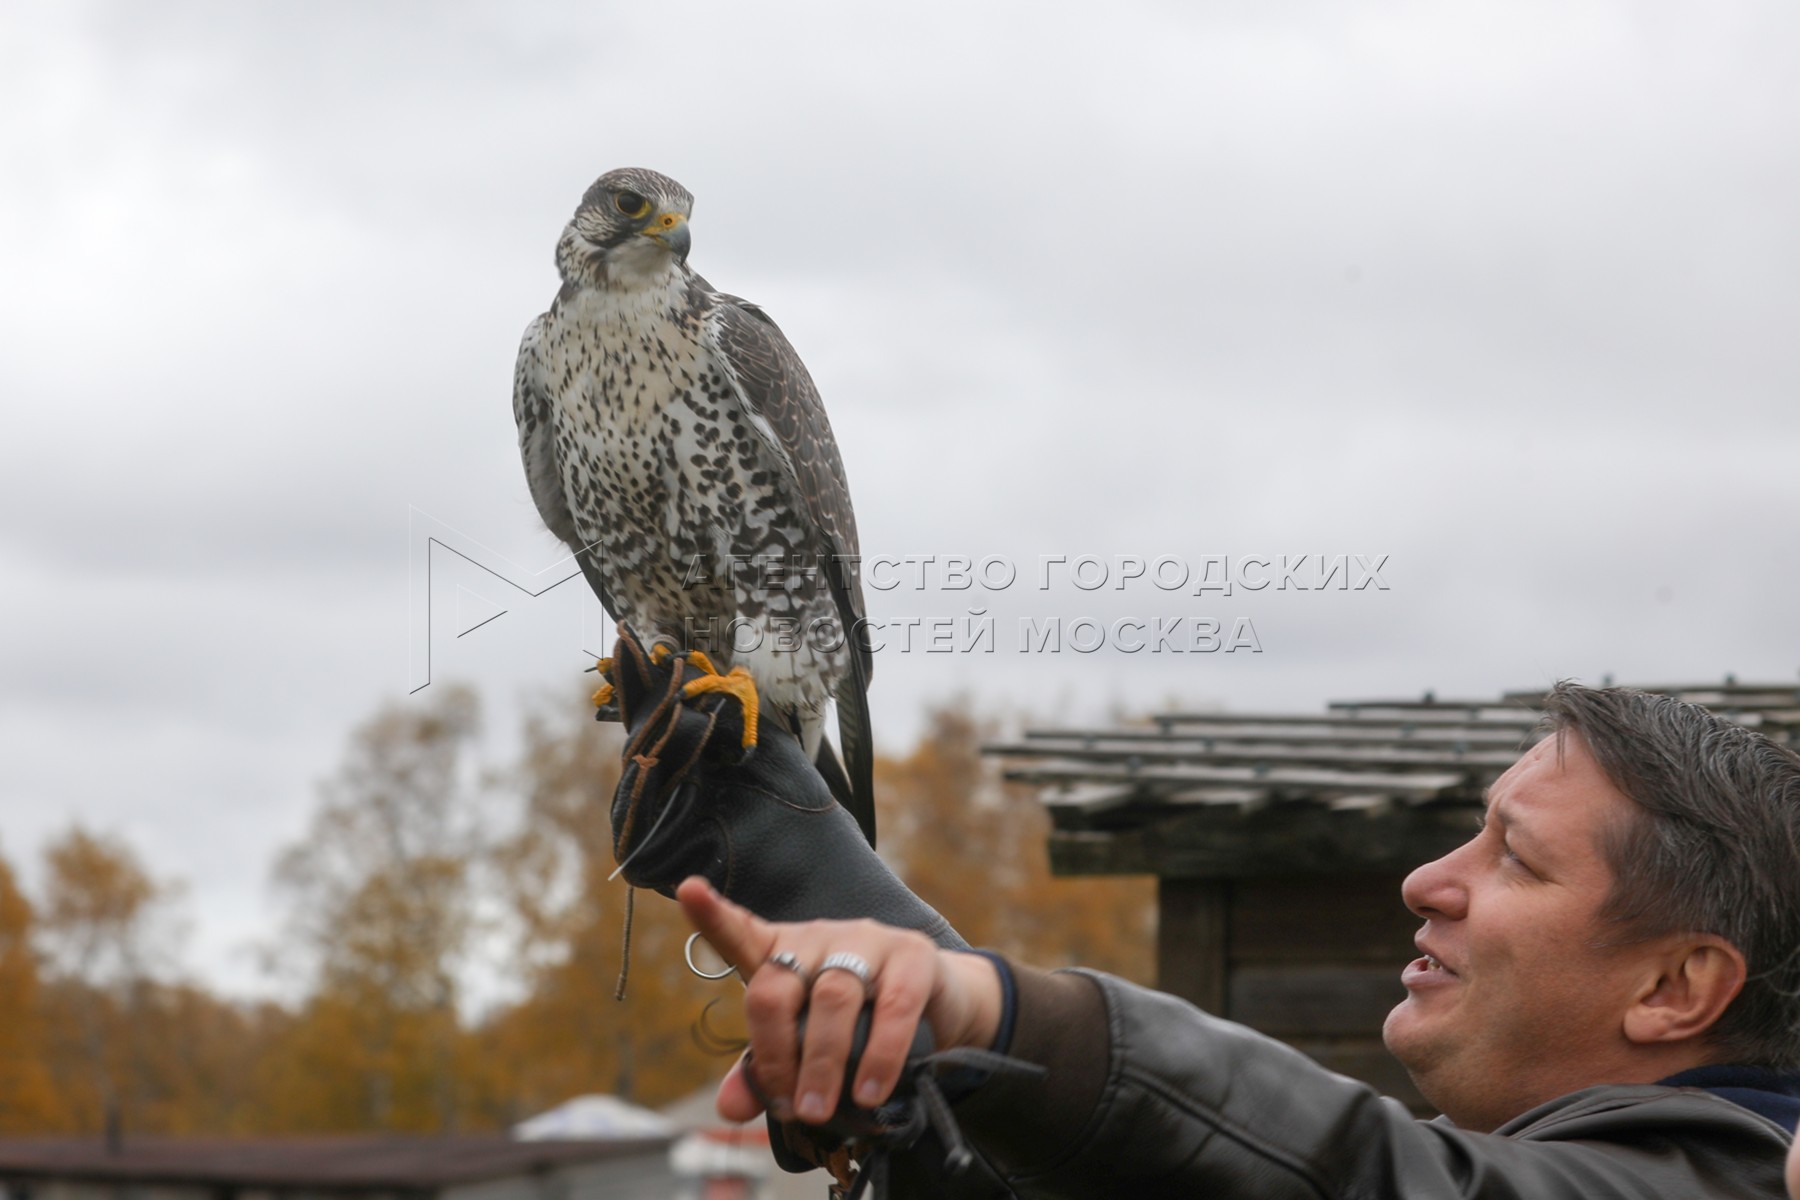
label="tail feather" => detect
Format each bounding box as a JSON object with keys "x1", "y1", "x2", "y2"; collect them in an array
[
  {"x1": 830, "y1": 674, "x2": 877, "y2": 848},
  {"x1": 814, "y1": 736, "x2": 856, "y2": 826}
]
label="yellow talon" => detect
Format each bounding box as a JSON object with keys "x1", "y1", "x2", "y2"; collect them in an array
[
  {"x1": 683, "y1": 665, "x2": 760, "y2": 749},
  {"x1": 595, "y1": 655, "x2": 614, "y2": 676},
  {"x1": 686, "y1": 649, "x2": 721, "y2": 676},
  {"x1": 650, "y1": 643, "x2": 674, "y2": 665},
  {"x1": 592, "y1": 681, "x2": 615, "y2": 708}
]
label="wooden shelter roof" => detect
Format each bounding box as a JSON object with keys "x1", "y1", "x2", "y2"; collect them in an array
[{"x1": 989, "y1": 679, "x2": 1800, "y2": 880}]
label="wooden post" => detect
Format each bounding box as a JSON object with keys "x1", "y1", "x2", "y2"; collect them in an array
[{"x1": 1156, "y1": 878, "x2": 1228, "y2": 1014}]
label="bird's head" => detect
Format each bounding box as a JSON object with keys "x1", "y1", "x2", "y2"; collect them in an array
[{"x1": 555, "y1": 167, "x2": 695, "y2": 290}]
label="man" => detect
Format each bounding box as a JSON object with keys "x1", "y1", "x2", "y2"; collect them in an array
[{"x1": 679, "y1": 683, "x2": 1800, "y2": 1196}]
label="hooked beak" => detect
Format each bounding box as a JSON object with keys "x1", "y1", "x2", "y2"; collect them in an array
[{"x1": 644, "y1": 211, "x2": 691, "y2": 262}]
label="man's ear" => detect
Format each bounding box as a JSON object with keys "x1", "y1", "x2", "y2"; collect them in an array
[{"x1": 1622, "y1": 936, "x2": 1747, "y2": 1046}]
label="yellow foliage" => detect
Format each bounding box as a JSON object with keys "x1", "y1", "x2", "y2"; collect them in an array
[
  {"x1": 9, "y1": 689, "x2": 1154, "y2": 1134},
  {"x1": 0, "y1": 850, "x2": 62, "y2": 1131},
  {"x1": 250, "y1": 990, "x2": 466, "y2": 1132}
]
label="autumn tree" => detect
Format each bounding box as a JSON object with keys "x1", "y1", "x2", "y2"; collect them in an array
[
  {"x1": 121, "y1": 985, "x2": 292, "y2": 1135},
  {"x1": 18, "y1": 826, "x2": 284, "y2": 1137},
  {"x1": 264, "y1": 684, "x2": 488, "y2": 1132},
  {"x1": 33, "y1": 826, "x2": 184, "y2": 1135},
  {"x1": 0, "y1": 844, "x2": 60, "y2": 1131}
]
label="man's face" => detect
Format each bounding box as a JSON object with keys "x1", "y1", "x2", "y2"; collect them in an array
[{"x1": 1382, "y1": 731, "x2": 1653, "y2": 1131}]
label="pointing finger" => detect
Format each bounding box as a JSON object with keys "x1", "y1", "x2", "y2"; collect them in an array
[{"x1": 677, "y1": 877, "x2": 774, "y2": 977}]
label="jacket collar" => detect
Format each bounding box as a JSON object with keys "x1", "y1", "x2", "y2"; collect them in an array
[{"x1": 1659, "y1": 1064, "x2": 1800, "y2": 1132}]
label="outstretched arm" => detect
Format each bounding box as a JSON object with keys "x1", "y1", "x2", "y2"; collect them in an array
[{"x1": 679, "y1": 879, "x2": 1791, "y2": 1199}]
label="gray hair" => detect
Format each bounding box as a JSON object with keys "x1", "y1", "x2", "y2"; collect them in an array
[{"x1": 1541, "y1": 683, "x2": 1800, "y2": 1069}]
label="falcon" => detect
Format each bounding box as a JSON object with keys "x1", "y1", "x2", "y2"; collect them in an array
[{"x1": 513, "y1": 167, "x2": 877, "y2": 846}]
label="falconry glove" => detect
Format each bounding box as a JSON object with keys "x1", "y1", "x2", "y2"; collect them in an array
[
  {"x1": 603, "y1": 626, "x2": 965, "y2": 943},
  {"x1": 602, "y1": 627, "x2": 1026, "y2": 1198}
]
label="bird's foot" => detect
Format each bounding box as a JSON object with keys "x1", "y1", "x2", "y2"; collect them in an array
[
  {"x1": 681, "y1": 651, "x2": 760, "y2": 750},
  {"x1": 591, "y1": 655, "x2": 620, "y2": 721},
  {"x1": 603, "y1": 641, "x2": 677, "y2": 721}
]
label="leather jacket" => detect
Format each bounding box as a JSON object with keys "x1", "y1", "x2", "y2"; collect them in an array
[{"x1": 948, "y1": 965, "x2": 1793, "y2": 1198}]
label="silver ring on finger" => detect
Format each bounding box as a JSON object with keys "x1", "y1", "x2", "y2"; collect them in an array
[
  {"x1": 765, "y1": 949, "x2": 809, "y2": 982},
  {"x1": 815, "y1": 951, "x2": 873, "y2": 989}
]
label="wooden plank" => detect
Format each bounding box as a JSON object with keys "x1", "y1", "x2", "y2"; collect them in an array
[
  {"x1": 1158, "y1": 879, "x2": 1227, "y2": 1013},
  {"x1": 1327, "y1": 702, "x2": 1535, "y2": 722},
  {"x1": 1015, "y1": 724, "x2": 1536, "y2": 748},
  {"x1": 988, "y1": 739, "x2": 1522, "y2": 772},
  {"x1": 1155, "y1": 709, "x2": 1538, "y2": 729},
  {"x1": 1005, "y1": 761, "x2": 1470, "y2": 798},
  {"x1": 1045, "y1": 786, "x2": 1270, "y2": 818},
  {"x1": 1153, "y1": 786, "x2": 1269, "y2": 807},
  {"x1": 1331, "y1": 696, "x2": 1505, "y2": 710},
  {"x1": 1327, "y1": 794, "x2": 1392, "y2": 813},
  {"x1": 1038, "y1": 784, "x2": 1138, "y2": 812},
  {"x1": 1044, "y1": 785, "x2": 1269, "y2": 819},
  {"x1": 1228, "y1": 964, "x2": 1406, "y2": 1036},
  {"x1": 1230, "y1": 875, "x2": 1418, "y2": 964},
  {"x1": 1044, "y1": 792, "x2": 1271, "y2": 833}
]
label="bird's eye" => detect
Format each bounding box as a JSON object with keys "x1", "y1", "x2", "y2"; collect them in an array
[{"x1": 615, "y1": 191, "x2": 651, "y2": 219}]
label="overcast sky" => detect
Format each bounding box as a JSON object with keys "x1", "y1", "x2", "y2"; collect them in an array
[{"x1": 3, "y1": 0, "x2": 1797, "y2": 998}]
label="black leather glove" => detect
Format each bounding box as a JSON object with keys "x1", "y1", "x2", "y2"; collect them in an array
[
  {"x1": 604, "y1": 626, "x2": 966, "y2": 948},
  {"x1": 602, "y1": 627, "x2": 1023, "y2": 1198}
]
